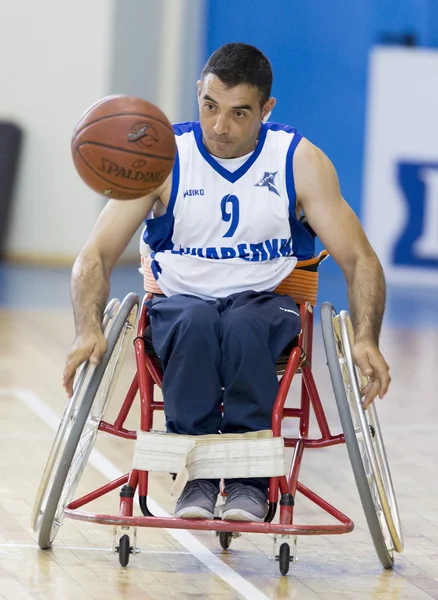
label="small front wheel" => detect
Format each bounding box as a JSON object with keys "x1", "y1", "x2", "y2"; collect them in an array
[
  {"x1": 279, "y1": 542, "x2": 290, "y2": 575},
  {"x1": 219, "y1": 531, "x2": 232, "y2": 550},
  {"x1": 118, "y1": 534, "x2": 131, "y2": 567}
]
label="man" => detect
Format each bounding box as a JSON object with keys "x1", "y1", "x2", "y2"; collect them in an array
[{"x1": 63, "y1": 43, "x2": 390, "y2": 523}]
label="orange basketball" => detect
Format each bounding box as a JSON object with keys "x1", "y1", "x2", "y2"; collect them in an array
[{"x1": 71, "y1": 95, "x2": 176, "y2": 200}]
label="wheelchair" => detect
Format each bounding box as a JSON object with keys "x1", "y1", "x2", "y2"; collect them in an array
[{"x1": 31, "y1": 251, "x2": 403, "y2": 576}]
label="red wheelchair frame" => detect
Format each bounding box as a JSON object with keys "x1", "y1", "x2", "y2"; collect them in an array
[{"x1": 64, "y1": 297, "x2": 354, "y2": 538}]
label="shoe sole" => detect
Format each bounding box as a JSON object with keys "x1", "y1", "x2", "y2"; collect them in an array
[
  {"x1": 222, "y1": 508, "x2": 265, "y2": 522},
  {"x1": 174, "y1": 506, "x2": 214, "y2": 519}
]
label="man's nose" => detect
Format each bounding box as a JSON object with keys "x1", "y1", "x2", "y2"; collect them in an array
[{"x1": 213, "y1": 114, "x2": 229, "y2": 135}]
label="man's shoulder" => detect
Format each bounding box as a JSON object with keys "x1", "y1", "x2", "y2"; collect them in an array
[
  {"x1": 172, "y1": 121, "x2": 198, "y2": 136},
  {"x1": 293, "y1": 137, "x2": 328, "y2": 170},
  {"x1": 264, "y1": 121, "x2": 300, "y2": 136}
]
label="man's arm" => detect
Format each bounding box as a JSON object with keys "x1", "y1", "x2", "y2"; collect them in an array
[
  {"x1": 63, "y1": 184, "x2": 165, "y2": 396},
  {"x1": 71, "y1": 195, "x2": 154, "y2": 333},
  {"x1": 293, "y1": 138, "x2": 390, "y2": 406}
]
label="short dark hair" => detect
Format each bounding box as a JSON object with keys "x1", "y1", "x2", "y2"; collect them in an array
[{"x1": 201, "y1": 43, "x2": 273, "y2": 106}]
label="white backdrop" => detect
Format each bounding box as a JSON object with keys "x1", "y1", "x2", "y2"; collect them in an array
[
  {"x1": 0, "y1": 0, "x2": 205, "y2": 263},
  {"x1": 363, "y1": 47, "x2": 438, "y2": 285},
  {"x1": 0, "y1": 0, "x2": 113, "y2": 261}
]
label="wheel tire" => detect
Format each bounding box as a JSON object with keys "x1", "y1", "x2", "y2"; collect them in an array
[
  {"x1": 219, "y1": 531, "x2": 232, "y2": 550},
  {"x1": 320, "y1": 302, "x2": 396, "y2": 569},
  {"x1": 34, "y1": 293, "x2": 139, "y2": 549},
  {"x1": 279, "y1": 542, "x2": 290, "y2": 576},
  {"x1": 118, "y1": 534, "x2": 131, "y2": 567}
]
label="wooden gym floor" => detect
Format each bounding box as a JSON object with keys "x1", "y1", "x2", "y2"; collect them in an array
[{"x1": 0, "y1": 263, "x2": 437, "y2": 600}]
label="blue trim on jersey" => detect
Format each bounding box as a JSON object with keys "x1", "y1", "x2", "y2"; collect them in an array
[
  {"x1": 265, "y1": 122, "x2": 299, "y2": 135},
  {"x1": 142, "y1": 149, "x2": 180, "y2": 253},
  {"x1": 284, "y1": 132, "x2": 315, "y2": 260},
  {"x1": 150, "y1": 254, "x2": 162, "y2": 281},
  {"x1": 173, "y1": 121, "x2": 195, "y2": 136},
  {"x1": 167, "y1": 147, "x2": 180, "y2": 213},
  {"x1": 289, "y1": 216, "x2": 315, "y2": 260},
  {"x1": 193, "y1": 121, "x2": 268, "y2": 183},
  {"x1": 285, "y1": 131, "x2": 302, "y2": 207}
]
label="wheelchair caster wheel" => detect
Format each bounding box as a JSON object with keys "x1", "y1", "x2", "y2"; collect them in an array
[
  {"x1": 279, "y1": 542, "x2": 290, "y2": 575},
  {"x1": 219, "y1": 531, "x2": 233, "y2": 550},
  {"x1": 117, "y1": 534, "x2": 132, "y2": 567}
]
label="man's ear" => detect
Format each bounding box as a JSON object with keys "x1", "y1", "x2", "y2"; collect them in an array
[{"x1": 262, "y1": 97, "x2": 276, "y2": 122}]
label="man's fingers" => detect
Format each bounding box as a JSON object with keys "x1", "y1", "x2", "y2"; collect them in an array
[
  {"x1": 352, "y1": 351, "x2": 373, "y2": 380},
  {"x1": 90, "y1": 340, "x2": 107, "y2": 365},
  {"x1": 63, "y1": 337, "x2": 107, "y2": 396},
  {"x1": 368, "y1": 355, "x2": 391, "y2": 399},
  {"x1": 62, "y1": 331, "x2": 107, "y2": 399},
  {"x1": 64, "y1": 375, "x2": 75, "y2": 398},
  {"x1": 63, "y1": 348, "x2": 95, "y2": 395},
  {"x1": 363, "y1": 379, "x2": 380, "y2": 409},
  {"x1": 63, "y1": 353, "x2": 81, "y2": 397},
  {"x1": 360, "y1": 381, "x2": 372, "y2": 396},
  {"x1": 63, "y1": 361, "x2": 80, "y2": 398},
  {"x1": 63, "y1": 351, "x2": 87, "y2": 382},
  {"x1": 353, "y1": 344, "x2": 391, "y2": 409},
  {"x1": 362, "y1": 368, "x2": 390, "y2": 408}
]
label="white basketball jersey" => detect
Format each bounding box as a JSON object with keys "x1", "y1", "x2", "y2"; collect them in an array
[{"x1": 141, "y1": 121, "x2": 314, "y2": 300}]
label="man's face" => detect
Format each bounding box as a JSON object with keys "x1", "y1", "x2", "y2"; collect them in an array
[{"x1": 197, "y1": 74, "x2": 274, "y2": 159}]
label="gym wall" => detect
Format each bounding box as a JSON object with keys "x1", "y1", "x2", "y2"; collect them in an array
[
  {"x1": 0, "y1": 0, "x2": 112, "y2": 263},
  {"x1": 0, "y1": 0, "x2": 204, "y2": 264}
]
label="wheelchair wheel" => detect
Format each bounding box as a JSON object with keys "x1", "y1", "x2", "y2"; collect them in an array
[
  {"x1": 32, "y1": 293, "x2": 139, "y2": 549},
  {"x1": 321, "y1": 302, "x2": 403, "y2": 569},
  {"x1": 117, "y1": 534, "x2": 132, "y2": 567},
  {"x1": 278, "y1": 542, "x2": 291, "y2": 576},
  {"x1": 219, "y1": 531, "x2": 233, "y2": 550}
]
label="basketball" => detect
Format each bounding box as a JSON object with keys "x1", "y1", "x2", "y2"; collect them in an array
[{"x1": 71, "y1": 95, "x2": 176, "y2": 200}]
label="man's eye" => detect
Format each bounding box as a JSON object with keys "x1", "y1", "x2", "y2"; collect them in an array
[
  {"x1": 205, "y1": 103, "x2": 216, "y2": 110},
  {"x1": 234, "y1": 111, "x2": 245, "y2": 118}
]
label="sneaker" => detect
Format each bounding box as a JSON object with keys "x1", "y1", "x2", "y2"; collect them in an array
[
  {"x1": 174, "y1": 479, "x2": 218, "y2": 519},
  {"x1": 222, "y1": 482, "x2": 269, "y2": 522}
]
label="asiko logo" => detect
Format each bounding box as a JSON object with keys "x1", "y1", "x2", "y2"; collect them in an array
[
  {"x1": 394, "y1": 162, "x2": 438, "y2": 267},
  {"x1": 183, "y1": 189, "x2": 205, "y2": 197}
]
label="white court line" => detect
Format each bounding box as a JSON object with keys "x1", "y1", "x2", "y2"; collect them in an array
[{"x1": 1, "y1": 387, "x2": 270, "y2": 600}]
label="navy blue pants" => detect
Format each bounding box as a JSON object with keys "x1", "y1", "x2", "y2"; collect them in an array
[{"x1": 145, "y1": 290, "x2": 301, "y2": 436}]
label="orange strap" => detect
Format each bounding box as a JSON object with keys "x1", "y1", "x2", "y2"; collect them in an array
[
  {"x1": 274, "y1": 250, "x2": 328, "y2": 305},
  {"x1": 141, "y1": 256, "x2": 163, "y2": 295},
  {"x1": 141, "y1": 250, "x2": 329, "y2": 306}
]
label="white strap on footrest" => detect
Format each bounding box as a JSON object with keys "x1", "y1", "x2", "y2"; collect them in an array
[
  {"x1": 132, "y1": 431, "x2": 196, "y2": 475},
  {"x1": 132, "y1": 430, "x2": 286, "y2": 492},
  {"x1": 186, "y1": 437, "x2": 286, "y2": 479}
]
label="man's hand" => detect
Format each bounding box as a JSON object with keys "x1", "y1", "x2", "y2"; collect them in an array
[
  {"x1": 351, "y1": 340, "x2": 391, "y2": 409},
  {"x1": 63, "y1": 330, "x2": 107, "y2": 398}
]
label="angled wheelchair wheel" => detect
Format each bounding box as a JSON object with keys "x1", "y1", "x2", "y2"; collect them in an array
[
  {"x1": 32, "y1": 293, "x2": 139, "y2": 549},
  {"x1": 321, "y1": 302, "x2": 403, "y2": 569}
]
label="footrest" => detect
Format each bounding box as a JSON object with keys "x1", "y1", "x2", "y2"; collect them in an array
[{"x1": 132, "y1": 430, "x2": 287, "y2": 492}]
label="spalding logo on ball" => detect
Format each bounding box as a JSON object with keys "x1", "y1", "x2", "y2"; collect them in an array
[{"x1": 71, "y1": 95, "x2": 176, "y2": 200}]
